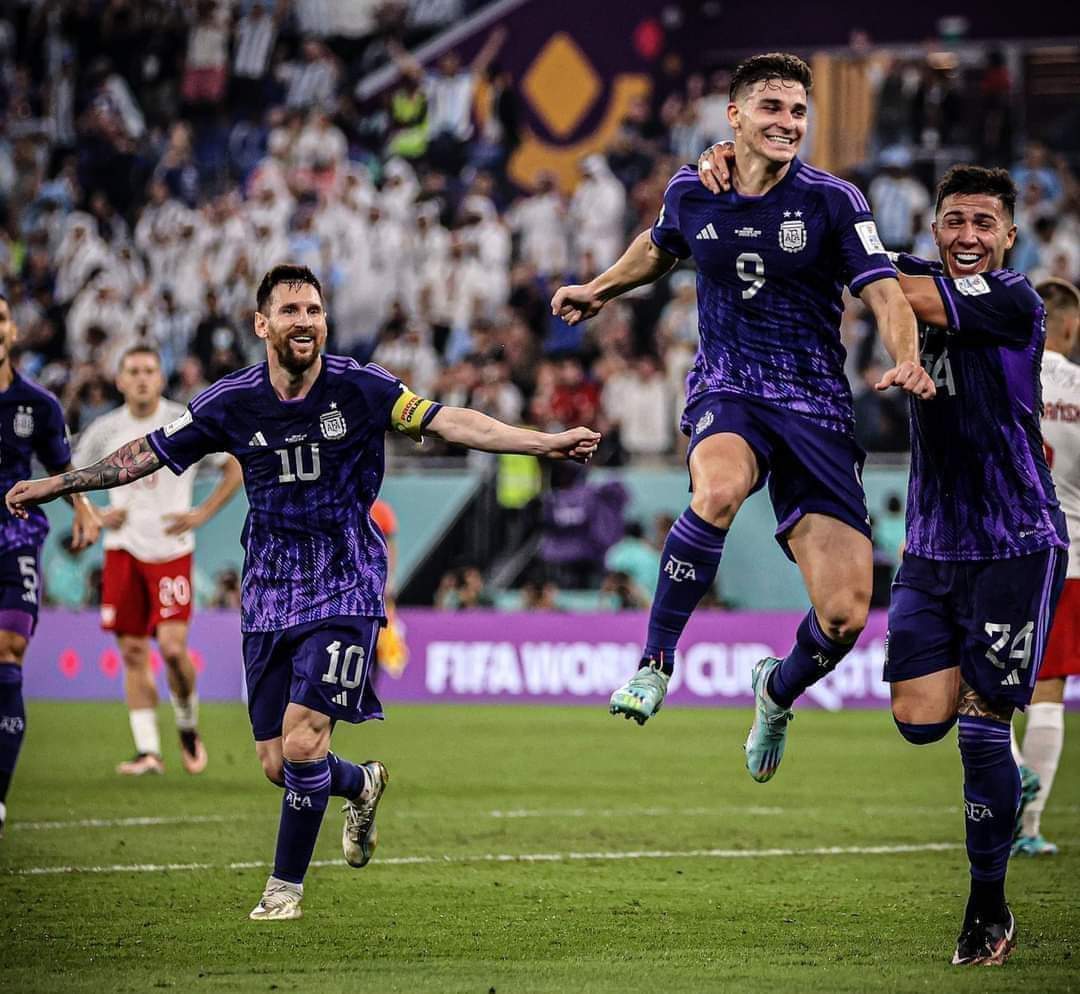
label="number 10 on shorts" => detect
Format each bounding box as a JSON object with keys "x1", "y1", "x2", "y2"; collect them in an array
[{"x1": 321, "y1": 640, "x2": 367, "y2": 688}]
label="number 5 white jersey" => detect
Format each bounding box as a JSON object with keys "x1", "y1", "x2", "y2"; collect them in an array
[
  {"x1": 1041, "y1": 350, "x2": 1080, "y2": 578},
  {"x1": 74, "y1": 399, "x2": 199, "y2": 563}
]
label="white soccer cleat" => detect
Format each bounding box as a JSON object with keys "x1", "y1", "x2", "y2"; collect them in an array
[
  {"x1": 342, "y1": 760, "x2": 389, "y2": 868},
  {"x1": 0, "y1": 799, "x2": 6, "y2": 839},
  {"x1": 248, "y1": 877, "x2": 303, "y2": 921}
]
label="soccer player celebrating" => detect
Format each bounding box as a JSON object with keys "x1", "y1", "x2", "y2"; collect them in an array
[
  {"x1": 552, "y1": 53, "x2": 933, "y2": 780},
  {"x1": 1010, "y1": 277, "x2": 1080, "y2": 858},
  {"x1": 0, "y1": 292, "x2": 100, "y2": 837},
  {"x1": 75, "y1": 346, "x2": 243, "y2": 776},
  {"x1": 6, "y1": 263, "x2": 599, "y2": 918},
  {"x1": 882, "y1": 168, "x2": 1066, "y2": 965}
]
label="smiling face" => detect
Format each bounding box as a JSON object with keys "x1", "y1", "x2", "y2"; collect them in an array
[
  {"x1": 729, "y1": 78, "x2": 807, "y2": 165},
  {"x1": 932, "y1": 192, "x2": 1017, "y2": 278},
  {"x1": 254, "y1": 280, "x2": 327, "y2": 374}
]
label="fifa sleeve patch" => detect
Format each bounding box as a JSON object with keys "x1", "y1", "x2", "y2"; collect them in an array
[
  {"x1": 391, "y1": 389, "x2": 438, "y2": 441},
  {"x1": 163, "y1": 409, "x2": 193, "y2": 437},
  {"x1": 854, "y1": 220, "x2": 886, "y2": 256},
  {"x1": 954, "y1": 275, "x2": 991, "y2": 296}
]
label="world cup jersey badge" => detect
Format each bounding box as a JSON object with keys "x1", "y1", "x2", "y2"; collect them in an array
[
  {"x1": 779, "y1": 218, "x2": 807, "y2": 253},
  {"x1": 320, "y1": 403, "x2": 347, "y2": 440},
  {"x1": 13, "y1": 405, "x2": 34, "y2": 438}
]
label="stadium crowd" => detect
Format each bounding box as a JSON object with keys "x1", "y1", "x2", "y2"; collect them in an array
[
  {"x1": 2, "y1": 3, "x2": 1079, "y2": 607},
  {"x1": 2, "y1": 3, "x2": 1078, "y2": 465}
]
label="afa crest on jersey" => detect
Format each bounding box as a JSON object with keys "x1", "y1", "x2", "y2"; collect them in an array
[
  {"x1": 779, "y1": 219, "x2": 807, "y2": 253},
  {"x1": 320, "y1": 403, "x2": 347, "y2": 440},
  {"x1": 13, "y1": 404, "x2": 33, "y2": 438}
]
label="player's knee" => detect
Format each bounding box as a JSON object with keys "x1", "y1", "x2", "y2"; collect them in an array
[
  {"x1": 260, "y1": 755, "x2": 284, "y2": 787},
  {"x1": 692, "y1": 480, "x2": 746, "y2": 527},
  {"x1": 818, "y1": 598, "x2": 869, "y2": 644},
  {"x1": 157, "y1": 638, "x2": 186, "y2": 668},
  {"x1": 0, "y1": 632, "x2": 27, "y2": 663},
  {"x1": 892, "y1": 713, "x2": 957, "y2": 745},
  {"x1": 282, "y1": 725, "x2": 327, "y2": 763}
]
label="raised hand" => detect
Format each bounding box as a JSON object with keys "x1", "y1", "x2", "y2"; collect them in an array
[
  {"x1": 697, "y1": 141, "x2": 735, "y2": 194},
  {"x1": 875, "y1": 361, "x2": 937, "y2": 400},
  {"x1": 550, "y1": 283, "x2": 605, "y2": 326},
  {"x1": 546, "y1": 427, "x2": 602, "y2": 463},
  {"x1": 5, "y1": 477, "x2": 62, "y2": 518}
]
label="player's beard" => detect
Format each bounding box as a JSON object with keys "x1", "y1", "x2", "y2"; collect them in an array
[{"x1": 273, "y1": 330, "x2": 321, "y2": 374}]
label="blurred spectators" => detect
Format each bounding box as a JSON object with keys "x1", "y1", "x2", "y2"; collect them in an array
[{"x1": 3, "y1": 11, "x2": 1080, "y2": 607}]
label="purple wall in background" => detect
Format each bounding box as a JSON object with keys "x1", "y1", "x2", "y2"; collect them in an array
[{"x1": 22, "y1": 610, "x2": 1080, "y2": 710}]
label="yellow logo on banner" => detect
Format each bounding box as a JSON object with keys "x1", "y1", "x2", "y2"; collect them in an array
[
  {"x1": 521, "y1": 34, "x2": 601, "y2": 138},
  {"x1": 507, "y1": 32, "x2": 650, "y2": 194}
]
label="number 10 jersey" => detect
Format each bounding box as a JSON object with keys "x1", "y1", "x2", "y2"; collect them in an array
[{"x1": 148, "y1": 356, "x2": 440, "y2": 632}]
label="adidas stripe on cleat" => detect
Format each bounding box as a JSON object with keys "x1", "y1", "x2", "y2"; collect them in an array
[
  {"x1": 608, "y1": 660, "x2": 669, "y2": 725},
  {"x1": 744, "y1": 657, "x2": 794, "y2": 783}
]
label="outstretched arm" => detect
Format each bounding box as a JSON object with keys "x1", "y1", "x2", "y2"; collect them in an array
[
  {"x1": 6, "y1": 436, "x2": 161, "y2": 517},
  {"x1": 426, "y1": 407, "x2": 600, "y2": 462},
  {"x1": 550, "y1": 230, "x2": 677, "y2": 325},
  {"x1": 860, "y1": 277, "x2": 936, "y2": 400}
]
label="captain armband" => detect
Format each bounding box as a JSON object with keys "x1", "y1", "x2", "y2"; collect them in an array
[{"x1": 390, "y1": 389, "x2": 439, "y2": 442}]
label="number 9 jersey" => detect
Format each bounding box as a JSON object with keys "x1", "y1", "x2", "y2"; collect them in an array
[{"x1": 650, "y1": 157, "x2": 897, "y2": 438}]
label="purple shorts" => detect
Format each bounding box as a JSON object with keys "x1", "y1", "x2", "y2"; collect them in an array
[
  {"x1": 242, "y1": 615, "x2": 384, "y2": 741},
  {"x1": 683, "y1": 392, "x2": 870, "y2": 561},
  {"x1": 885, "y1": 548, "x2": 1067, "y2": 711},
  {"x1": 0, "y1": 546, "x2": 41, "y2": 638}
]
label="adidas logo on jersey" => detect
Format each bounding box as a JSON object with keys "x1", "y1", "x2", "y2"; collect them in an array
[
  {"x1": 249, "y1": 431, "x2": 268, "y2": 447},
  {"x1": 696, "y1": 223, "x2": 719, "y2": 240},
  {"x1": 1002, "y1": 669, "x2": 1021, "y2": 686},
  {"x1": 332, "y1": 690, "x2": 349, "y2": 706}
]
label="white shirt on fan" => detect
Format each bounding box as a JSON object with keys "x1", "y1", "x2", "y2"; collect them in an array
[
  {"x1": 74, "y1": 399, "x2": 205, "y2": 564},
  {"x1": 1041, "y1": 350, "x2": 1080, "y2": 579}
]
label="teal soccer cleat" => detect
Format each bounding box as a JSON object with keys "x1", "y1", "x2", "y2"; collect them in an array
[
  {"x1": 1012, "y1": 834, "x2": 1058, "y2": 857},
  {"x1": 609, "y1": 660, "x2": 670, "y2": 725},
  {"x1": 744, "y1": 657, "x2": 794, "y2": 783},
  {"x1": 1013, "y1": 764, "x2": 1041, "y2": 842}
]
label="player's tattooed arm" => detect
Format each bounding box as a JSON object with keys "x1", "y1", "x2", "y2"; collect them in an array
[
  {"x1": 5, "y1": 436, "x2": 161, "y2": 518},
  {"x1": 956, "y1": 680, "x2": 1013, "y2": 723},
  {"x1": 58, "y1": 436, "x2": 161, "y2": 492}
]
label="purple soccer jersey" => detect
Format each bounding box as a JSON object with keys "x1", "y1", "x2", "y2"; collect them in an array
[
  {"x1": 0, "y1": 372, "x2": 71, "y2": 554},
  {"x1": 148, "y1": 357, "x2": 438, "y2": 633},
  {"x1": 897, "y1": 253, "x2": 1067, "y2": 561},
  {"x1": 651, "y1": 157, "x2": 897, "y2": 436}
]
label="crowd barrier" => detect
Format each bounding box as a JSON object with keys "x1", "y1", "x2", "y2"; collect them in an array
[{"x1": 23, "y1": 610, "x2": 1080, "y2": 710}]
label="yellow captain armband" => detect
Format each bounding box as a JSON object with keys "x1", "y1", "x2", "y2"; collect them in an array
[{"x1": 390, "y1": 389, "x2": 438, "y2": 442}]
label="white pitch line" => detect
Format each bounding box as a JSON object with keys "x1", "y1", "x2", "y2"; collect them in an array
[
  {"x1": 10, "y1": 814, "x2": 235, "y2": 832},
  {"x1": 7, "y1": 842, "x2": 965, "y2": 877},
  {"x1": 488, "y1": 806, "x2": 786, "y2": 819},
  {"x1": 11, "y1": 803, "x2": 1079, "y2": 834}
]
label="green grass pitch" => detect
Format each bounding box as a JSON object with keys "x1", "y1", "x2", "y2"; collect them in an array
[{"x1": 1, "y1": 701, "x2": 1077, "y2": 993}]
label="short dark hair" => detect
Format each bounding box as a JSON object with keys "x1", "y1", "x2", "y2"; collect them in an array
[
  {"x1": 934, "y1": 165, "x2": 1018, "y2": 218},
  {"x1": 118, "y1": 345, "x2": 161, "y2": 370},
  {"x1": 729, "y1": 53, "x2": 812, "y2": 103},
  {"x1": 1036, "y1": 277, "x2": 1080, "y2": 316},
  {"x1": 256, "y1": 263, "x2": 323, "y2": 315}
]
